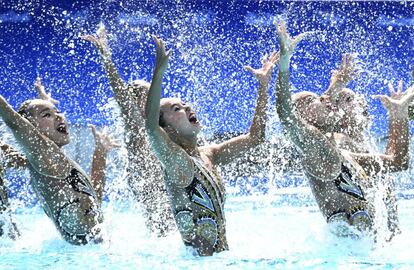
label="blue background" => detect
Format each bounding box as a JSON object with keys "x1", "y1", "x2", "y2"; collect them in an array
[{"x1": 0, "y1": 0, "x2": 413, "y2": 135}]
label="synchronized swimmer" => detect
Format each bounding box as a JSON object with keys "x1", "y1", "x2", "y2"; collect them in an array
[{"x1": 0, "y1": 20, "x2": 412, "y2": 255}]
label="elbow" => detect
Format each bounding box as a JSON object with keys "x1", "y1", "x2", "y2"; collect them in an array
[
  {"x1": 248, "y1": 131, "x2": 265, "y2": 146},
  {"x1": 399, "y1": 159, "x2": 409, "y2": 171},
  {"x1": 389, "y1": 156, "x2": 409, "y2": 172}
]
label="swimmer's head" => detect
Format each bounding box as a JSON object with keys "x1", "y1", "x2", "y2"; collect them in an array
[
  {"x1": 330, "y1": 88, "x2": 370, "y2": 137},
  {"x1": 18, "y1": 99, "x2": 70, "y2": 147},
  {"x1": 128, "y1": 80, "x2": 151, "y2": 110},
  {"x1": 292, "y1": 91, "x2": 337, "y2": 131},
  {"x1": 159, "y1": 98, "x2": 201, "y2": 141}
]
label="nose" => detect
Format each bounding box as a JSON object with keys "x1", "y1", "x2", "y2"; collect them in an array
[
  {"x1": 319, "y1": 94, "x2": 330, "y2": 103},
  {"x1": 55, "y1": 112, "x2": 64, "y2": 121},
  {"x1": 320, "y1": 95, "x2": 337, "y2": 111}
]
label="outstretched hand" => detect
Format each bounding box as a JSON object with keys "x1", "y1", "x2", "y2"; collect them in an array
[
  {"x1": 34, "y1": 77, "x2": 59, "y2": 104},
  {"x1": 89, "y1": 124, "x2": 121, "y2": 153},
  {"x1": 328, "y1": 54, "x2": 361, "y2": 94},
  {"x1": 245, "y1": 51, "x2": 279, "y2": 85},
  {"x1": 373, "y1": 80, "x2": 414, "y2": 119},
  {"x1": 152, "y1": 35, "x2": 171, "y2": 74},
  {"x1": 81, "y1": 23, "x2": 110, "y2": 56},
  {"x1": 275, "y1": 20, "x2": 309, "y2": 58}
]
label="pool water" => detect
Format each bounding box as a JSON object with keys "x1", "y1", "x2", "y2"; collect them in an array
[
  {"x1": 1, "y1": 189, "x2": 414, "y2": 269},
  {"x1": 0, "y1": 1, "x2": 413, "y2": 269}
]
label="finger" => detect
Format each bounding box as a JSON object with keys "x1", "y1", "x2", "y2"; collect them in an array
[
  {"x1": 346, "y1": 54, "x2": 353, "y2": 67},
  {"x1": 111, "y1": 141, "x2": 122, "y2": 148},
  {"x1": 88, "y1": 124, "x2": 97, "y2": 137},
  {"x1": 276, "y1": 20, "x2": 286, "y2": 35},
  {"x1": 293, "y1": 31, "x2": 311, "y2": 44},
  {"x1": 244, "y1": 65, "x2": 255, "y2": 73},
  {"x1": 398, "y1": 80, "x2": 403, "y2": 95},
  {"x1": 261, "y1": 53, "x2": 268, "y2": 65},
  {"x1": 280, "y1": 20, "x2": 287, "y2": 33},
  {"x1": 270, "y1": 51, "x2": 279, "y2": 63},
  {"x1": 341, "y1": 53, "x2": 347, "y2": 69},
  {"x1": 97, "y1": 23, "x2": 106, "y2": 38},
  {"x1": 160, "y1": 39, "x2": 165, "y2": 52},
  {"x1": 152, "y1": 34, "x2": 159, "y2": 46},
  {"x1": 404, "y1": 92, "x2": 414, "y2": 104},
  {"x1": 388, "y1": 83, "x2": 396, "y2": 96},
  {"x1": 50, "y1": 97, "x2": 59, "y2": 105},
  {"x1": 80, "y1": 35, "x2": 96, "y2": 43}
]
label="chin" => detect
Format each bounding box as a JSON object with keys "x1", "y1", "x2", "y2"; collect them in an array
[{"x1": 55, "y1": 136, "x2": 70, "y2": 147}]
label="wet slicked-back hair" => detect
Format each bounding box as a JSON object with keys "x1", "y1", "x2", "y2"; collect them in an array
[
  {"x1": 159, "y1": 111, "x2": 166, "y2": 127},
  {"x1": 17, "y1": 99, "x2": 36, "y2": 120},
  {"x1": 128, "y1": 80, "x2": 151, "y2": 111},
  {"x1": 291, "y1": 92, "x2": 317, "y2": 117}
]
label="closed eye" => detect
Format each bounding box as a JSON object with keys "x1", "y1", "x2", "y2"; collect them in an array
[{"x1": 42, "y1": 113, "x2": 51, "y2": 118}]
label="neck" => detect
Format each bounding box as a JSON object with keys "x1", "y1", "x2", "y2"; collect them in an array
[
  {"x1": 168, "y1": 131, "x2": 199, "y2": 157},
  {"x1": 180, "y1": 141, "x2": 199, "y2": 157},
  {"x1": 339, "y1": 125, "x2": 364, "y2": 143}
]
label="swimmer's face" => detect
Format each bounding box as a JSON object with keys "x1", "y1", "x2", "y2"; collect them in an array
[
  {"x1": 331, "y1": 88, "x2": 370, "y2": 134},
  {"x1": 24, "y1": 100, "x2": 70, "y2": 147},
  {"x1": 160, "y1": 98, "x2": 202, "y2": 137},
  {"x1": 293, "y1": 92, "x2": 336, "y2": 129}
]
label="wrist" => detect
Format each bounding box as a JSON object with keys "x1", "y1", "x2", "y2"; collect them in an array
[
  {"x1": 258, "y1": 79, "x2": 270, "y2": 87},
  {"x1": 95, "y1": 145, "x2": 108, "y2": 156},
  {"x1": 388, "y1": 108, "x2": 408, "y2": 121},
  {"x1": 279, "y1": 55, "x2": 290, "y2": 71}
]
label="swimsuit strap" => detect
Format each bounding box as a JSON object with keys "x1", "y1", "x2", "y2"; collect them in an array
[
  {"x1": 334, "y1": 163, "x2": 366, "y2": 201},
  {"x1": 66, "y1": 168, "x2": 97, "y2": 198}
]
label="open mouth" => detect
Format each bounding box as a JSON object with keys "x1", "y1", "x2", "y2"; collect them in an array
[
  {"x1": 188, "y1": 113, "x2": 199, "y2": 125},
  {"x1": 56, "y1": 123, "x2": 68, "y2": 134}
]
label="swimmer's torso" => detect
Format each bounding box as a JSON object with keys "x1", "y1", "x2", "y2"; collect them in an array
[
  {"x1": 28, "y1": 162, "x2": 103, "y2": 244},
  {"x1": 126, "y1": 130, "x2": 176, "y2": 236},
  {"x1": 305, "y1": 152, "x2": 374, "y2": 228},
  {"x1": 165, "y1": 157, "x2": 228, "y2": 255}
]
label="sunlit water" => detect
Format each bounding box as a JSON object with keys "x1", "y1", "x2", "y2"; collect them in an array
[{"x1": 1, "y1": 189, "x2": 414, "y2": 269}]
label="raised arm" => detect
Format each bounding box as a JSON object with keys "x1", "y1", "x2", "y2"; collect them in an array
[
  {"x1": 89, "y1": 125, "x2": 120, "y2": 204},
  {"x1": 0, "y1": 170, "x2": 20, "y2": 239},
  {"x1": 34, "y1": 77, "x2": 59, "y2": 104},
  {"x1": 0, "y1": 141, "x2": 27, "y2": 169},
  {"x1": 350, "y1": 81, "x2": 414, "y2": 174},
  {"x1": 145, "y1": 36, "x2": 193, "y2": 187},
  {"x1": 324, "y1": 53, "x2": 360, "y2": 97},
  {"x1": 82, "y1": 25, "x2": 145, "y2": 129},
  {"x1": 275, "y1": 21, "x2": 342, "y2": 181},
  {"x1": 0, "y1": 96, "x2": 71, "y2": 178},
  {"x1": 206, "y1": 52, "x2": 279, "y2": 166}
]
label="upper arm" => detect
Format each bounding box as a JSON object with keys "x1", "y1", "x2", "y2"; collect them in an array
[
  {"x1": 147, "y1": 126, "x2": 194, "y2": 187},
  {"x1": 0, "y1": 97, "x2": 71, "y2": 177},
  {"x1": 0, "y1": 143, "x2": 27, "y2": 169},
  {"x1": 347, "y1": 152, "x2": 400, "y2": 175},
  {"x1": 207, "y1": 133, "x2": 255, "y2": 166},
  {"x1": 13, "y1": 126, "x2": 72, "y2": 178},
  {"x1": 113, "y1": 83, "x2": 150, "y2": 133},
  {"x1": 285, "y1": 118, "x2": 342, "y2": 181}
]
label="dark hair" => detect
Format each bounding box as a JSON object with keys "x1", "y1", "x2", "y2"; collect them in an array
[
  {"x1": 159, "y1": 111, "x2": 166, "y2": 127},
  {"x1": 17, "y1": 100, "x2": 35, "y2": 119}
]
